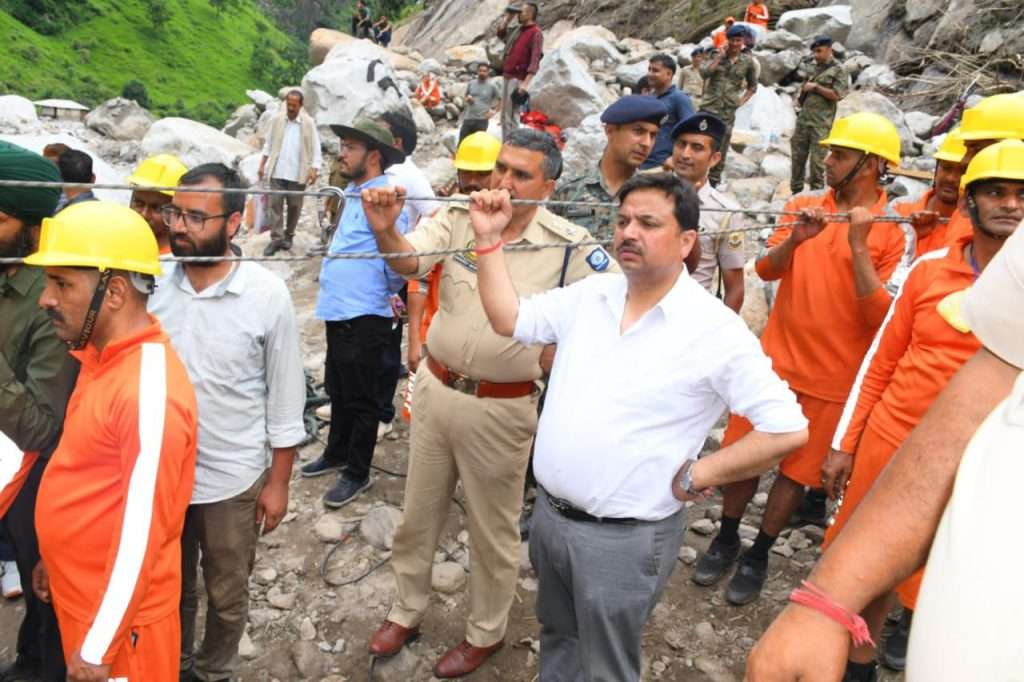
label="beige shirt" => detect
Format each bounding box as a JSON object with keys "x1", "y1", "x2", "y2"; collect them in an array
[
  {"x1": 405, "y1": 202, "x2": 619, "y2": 382},
  {"x1": 692, "y1": 180, "x2": 746, "y2": 292}
]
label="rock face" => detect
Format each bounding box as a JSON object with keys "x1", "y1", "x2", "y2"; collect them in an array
[
  {"x1": 84, "y1": 97, "x2": 154, "y2": 141},
  {"x1": 0, "y1": 95, "x2": 39, "y2": 133},
  {"x1": 527, "y1": 48, "x2": 614, "y2": 129},
  {"x1": 759, "y1": 29, "x2": 806, "y2": 52},
  {"x1": 302, "y1": 43, "x2": 413, "y2": 134},
  {"x1": 444, "y1": 44, "x2": 488, "y2": 67},
  {"x1": 777, "y1": 6, "x2": 853, "y2": 44},
  {"x1": 855, "y1": 64, "x2": 897, "y2": 89},
  {"x1": 614, "y1": 61, "x2": 650, "y2": 89},
  {"x1": 550, "y1": 25, "x2": 625, "y2": 65},
  {"x1": 559, "y1": 113, "x2": 606, "y2": 183},
  {"x1": 393, "y1": 0, "x2": 507, "y2": 59},
  {"x1": 140, "y1": 118, "x2": 255, "y2": 169},
  {"x1": 309, "y1": 28, "x2": 420, "y2": 71}
]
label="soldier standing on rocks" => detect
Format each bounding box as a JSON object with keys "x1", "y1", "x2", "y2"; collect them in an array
[
  {"x1": 701, "y1": 24, "x2": 758, "y2": 187},
  {"x1": 551, "y1": 95, "x2": 667, "y2": 239},
  {"x1": 790, "y1": 36, "x2": 849, "y2": 196}
]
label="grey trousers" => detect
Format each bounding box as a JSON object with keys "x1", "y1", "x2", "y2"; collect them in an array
[
  {"x1": 501, "y1": 77, "x2": 521, "y2": 140},
  {"x1": 269, "y1": 177, "x2": 305, "y2": 243},
  {"x1": 530, "y1": 489, "x2": 686, "y2": 682},
  {"x1": 180, "y1": 473, "x2": 266, "y2": 680}
]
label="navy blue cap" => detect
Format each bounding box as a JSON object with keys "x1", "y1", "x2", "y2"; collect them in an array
[
  {"x1": 600, "y1": 95, "x2": 668, "y2": 125},
  {"x1": 810, "y1": 35, "x2": 834, "y2": 48},
  {"x1": 671, "y1": 112, "x2": 728, "y2": 142},
  {"x1": 725, "y1": 24, "x2": 749, "y2": 39}
]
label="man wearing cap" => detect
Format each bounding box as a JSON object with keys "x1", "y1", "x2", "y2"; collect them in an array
[
  {"x1": 670, "y1": 113, "x2": 746, "y2": 312},
  {"x1": 357, "y1": 129, "x2": 615, "y2": 678},
  {"x1": 678, "y1": 48, "x2": 707, "y2": 106},
  {"x1": 692, "y1": 112, "x2": 908, "y2": 606},
  {"x1": 496, "y1": 3, "x2": 543, "y2": 140},
  {"x1": 551, "y1": 95, "x2": 667, "y2": 238},
  {"x1": 701, "y1": 25, "x2": 758, "y2": 186},
  {"x1": 640, "y1": 54, "x2": 695, "y2": 171},
  {"x1": 791, "y1": 36, "x2": 849, "y2": 196},
  {"x1": 29, "y1": 201, "x2": 198, "y2": 682},
  {"x1": 302, "y1": 120, "x2": 410, "y2": 509},
  {"x1": 0, "y1": 141, "x2": 77, "y2": 682},
  {"x1": 260, "y1": 89, "x2": 323, "y2": 257},
  {"x1": 126, "y1": 154, "x2": 189, "y2": 255}
]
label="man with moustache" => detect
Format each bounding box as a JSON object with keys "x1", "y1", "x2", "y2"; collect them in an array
[
  {"x1": 669, "y1": 113, "x2": 746, "y2": 312},
  {"x1": 148, "y1": 163, "x2": 306, "y2": 682},
  {"x1": 552, "y1": 95, "x2": 668, "y2": 239},
  {"x1": 126, "y1": 154, "x2": 189, "y2": 255}
]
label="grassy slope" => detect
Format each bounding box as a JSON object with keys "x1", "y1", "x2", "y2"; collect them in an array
[{"x1": 0, "y1": 0, "x2": 296, "y2": 125}]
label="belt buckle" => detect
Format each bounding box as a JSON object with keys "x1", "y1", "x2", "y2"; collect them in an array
[{"x1": 450, "y1": 375, "x2": 479, "y2": 395}]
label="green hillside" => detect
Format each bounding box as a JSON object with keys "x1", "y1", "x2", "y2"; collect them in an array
[{"x1": 0, "y1": 0, "x2": 306, "y2": 126}]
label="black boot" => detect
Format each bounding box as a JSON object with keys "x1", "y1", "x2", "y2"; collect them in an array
[{"x1": 880, "y1": 608, "x2": 912, "y2": 671}]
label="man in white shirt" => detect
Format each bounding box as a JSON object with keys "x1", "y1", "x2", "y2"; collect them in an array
[
  {"x1": 470, "y1": 172, "x2": 809, "y2": 681},
  {"x1": 259, "y1": 90, "x2": 323, "y2": 256},
  {"x1": 148, "y1": 163, "x2": 306, "y2": 682}
]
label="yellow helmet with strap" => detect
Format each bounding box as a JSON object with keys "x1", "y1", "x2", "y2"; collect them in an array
[
  {"x1": 819, "y1": 112, "x2": 902, "y2": 166},
  {"x1": 958, "y1": 94, "x2": 1024, "y2": 142},
  {"x1": 125, "y1": 154, "x2": 188, "y2": 196},
  {"x1": 454, "y1": 132, "x2": 502, "y2": 172},
  {"x1": 960, "y1": 139, "x2": 1024, "y2": 190},
  {"x1": 934, "y1": 128, "x2": 966, "y2": 164}
]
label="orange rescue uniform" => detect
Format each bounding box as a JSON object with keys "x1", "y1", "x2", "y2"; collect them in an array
[
  {"x1": 36, "y1": 319, "x2": 197, "y2": 680},
  {"x1": 744, "y1": 3, "x2": 770, "y2": 28},
  {"x1": 722, "y1": 189, "x2": 906, "y2": 486},
  {"x1": 824, "y1": 233, "x2": 980, "y2": 608},
  {"x1": 889, "y1": 189, "x2": 973, "y2": 255},
  {"x1": 407, "y1": 264, "x2": 443, "y2": 342}
]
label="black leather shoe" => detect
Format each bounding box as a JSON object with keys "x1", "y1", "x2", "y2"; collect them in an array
[
  {"x1": 0, "y1": 655, "x2": 43, "y2": 682},
  {"x1": 880, "y1": 608, "x2": 912, "y2": 671},
  {"x1": 263, "y1": 241, "x2": 283, "y2": 257},
  {"x1": 692, "y1": 536, "x2": 741, "y2": 587},
  {"x1": 726, "y1": 553, "x2": 768, "y2": 605},
  {"x1": 300, "y1": 455, "x2": 344, "y2": 478},
  {"x1": 323, "y1": 475, "x2": 373, "y2": 509}
]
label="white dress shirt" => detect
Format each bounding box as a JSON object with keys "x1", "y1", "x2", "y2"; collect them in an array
[
  {"x1": 149, "y1": 262, "x2": 307, "y2": 503},
  {"x1": 386, "y1": 157, "x2": 439, "y2": 227},
  {"x1": 514, "y1": 270, "x2": 807, "y2": 521}
]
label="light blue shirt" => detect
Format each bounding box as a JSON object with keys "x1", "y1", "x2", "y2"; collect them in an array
[{"x1": 316, "y1": 175, "x2": 410, "y2": 321}]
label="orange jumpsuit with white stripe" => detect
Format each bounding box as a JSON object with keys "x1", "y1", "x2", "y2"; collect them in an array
[
  {"x1": 723, "y1": 189, "x2": 907, "y2": 486},
  {"x1": 825, "y1": 233, "x2": 980, "y2": 608},
  {"x1": 36, "y1": 318, "x2": 197, "y2": 681}
]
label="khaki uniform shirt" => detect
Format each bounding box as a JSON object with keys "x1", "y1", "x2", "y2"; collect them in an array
[
  {"x1": 693, "y1": 181, "x2": 746, "y2": 292},
  {"x1": 405, "y1": 203, "x2": 618, "y2": 382},
  {"x1": 700, "y1": 52, "x2": 758, "y2": 122},
  {"x1": 796, "y1": 58, "x2": 849, "y2": 130},
  {"x1": 678, "y1": 66, "x2": 704, "y2": 106},
  {"x1": 550, "y1": 167, "x2": 617, "y2": 239}
]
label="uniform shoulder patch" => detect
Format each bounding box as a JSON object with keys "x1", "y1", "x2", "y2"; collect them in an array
[
  {"x1": 586, "y1": 247, "x2": 611, "y2": 272},
  {"x1": 727, "y1": 231, "x2": 744, "y2": 249}
]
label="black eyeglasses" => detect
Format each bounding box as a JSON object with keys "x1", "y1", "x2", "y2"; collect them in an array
[{"x1": 161, "y1": 206, "x2": 229, "y2": 231}]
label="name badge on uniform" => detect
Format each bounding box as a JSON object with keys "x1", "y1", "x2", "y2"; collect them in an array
[
  {"x1": 454, "y1": 242, "x2": 479, "y2": 273},
  {"x1": 586, "y1": 248, "x2": 611, "y2": 272}
]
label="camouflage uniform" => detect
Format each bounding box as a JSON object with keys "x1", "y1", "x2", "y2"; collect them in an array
[
  {"x1": 700, "y1": 52, "x2": 758, "y2": 186},
  {"x1": 790, "y1": 57, "x2": 849, "y2": 195},
  {"x1": 678, "y1": 66, "x2": 704, "y2": 107},
  {"x1": 549, "y1": 167, "x2": 618, "y2": 241}
]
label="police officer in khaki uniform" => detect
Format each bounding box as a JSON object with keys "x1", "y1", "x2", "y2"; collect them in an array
[
  {"x1": 357, "y1": 128, "x2": 616, "y2": 679},
  {"x1": 670, "y1": 113, "x2": 746, "y2": 313}
]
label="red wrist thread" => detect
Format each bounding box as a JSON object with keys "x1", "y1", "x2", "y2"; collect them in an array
[
  {"x1": 474, "y1": 239, "x2": 504, "y2": 256},
  {"x1": 789, "y1": 580, "x2": 876, "y2": 648}
]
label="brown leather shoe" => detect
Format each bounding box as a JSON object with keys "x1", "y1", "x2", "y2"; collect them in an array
[
  {"x1": 368, "y1": 620, "x2": 420, "y2": 657},
  {"x1": 433, "y1": 639, "x2": 505, "y2": 678}
]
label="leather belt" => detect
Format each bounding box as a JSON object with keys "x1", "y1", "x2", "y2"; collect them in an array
[
  {"x1": 427, "y1": 355, "x2": 536, "y2": 399},
  {"x1": 543, "y1": 489, "x2": 639, "y2": 525}
]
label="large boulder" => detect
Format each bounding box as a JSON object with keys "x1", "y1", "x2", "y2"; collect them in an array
[
  {"x1": 755, "y1": 49, "x2": 803, "y2": 86},
  {"x1": 394, "y1": 0, "x2": 507, "y2": 59},
  {"x1": 855, "y1": 64, "x2": 897, "y2": 89},
  {"x1": 777, "y1": 6, "x2": 853, "y2": 44},
  {"x1": 444, "y1": 44, "x2": 488, "y2": 68},
  {"x1": 246, "y1": 89, "x2": 276, "y2": 111},
  {"x1": 527, "y1": 48, "x2": 614, "y2": 130},
  {"x1": 223, "y1": 104, "x2": 259, "y2": 138},
  {"x1": 559, "y1": 114, "x2": 606, "y2": 184},
  {"x1": 303, "y1": 46, "x2": 413, "y2": 134},
  {"x1": 735, "y1": 86, "x2": 796, "y2": 136},
  {"x1": 83, "y1": 97, "x2": 154, "y2": 141},
  {"x1": 905, "y1": 111, "x2": 938, "y2": 139},
  {"x1": 140, "y1": 118, "x2": 256, "y2": 169},
  {"x1": 835, "y1": 90, "x2": 914, "y2": 157},
  {"x1": 550, "y1": 25, "x2": 624, "y2": 66},
  {"x1": 310, "y1": 28, "x2": 419, "y2": 71},
  {"x1": 759, "y1": 29, "x2": 806, "y2": 52},
  {"x1": 615, "y1": 61, "x2": 650, "y2": 90},
  {"x1": 0, "y1": 95, "x2": 39, "y2": 133}
]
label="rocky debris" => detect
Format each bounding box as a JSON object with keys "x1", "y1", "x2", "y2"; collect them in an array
[
  {"x1": 725, "y1": 152, "x2": 761, "y2": 180},
  {"x1": 905, "y1": 111, "x2": 939, "y2": 139},
  {"x1": 559, "y1": 113, "x2": 605, "y2": 183},
  {"x1": 0, "y1": 95, "x2": 39, "y2": 133},
  {"x1": 246, "y1": 89, "x2": 276, "y2": 110},
  {"x1": 444, "y1": 44, "x2": 488, "y2": 68},
  {"x1": 755, "y1": 49, "x2": 803, "y2": 87},
  {"x1": 614, "y1": 61, "x2": 649, "y2": 90},
  {"x1": 678, "y1": 546, "x2": 698, "y2": 565},
  {"x1": 299, "y1": 616, "x2": 317, "y2": 641},
  {"x1": 777, "y1": 6, "x2": 853, "y2": 45},
  {"x1": 735, "y1": 87, "x2": 796, "y2": 138},
  {"x1": 223, "y1": 104, "x2": 259, "y2": 139},
  {"x1": 855, "y1": 63, "x2": 898, "y2": 90},
  {"x1": 550, "y1": 25, "x2": 625, "y2": 66},
  {"x1": 423, "y1": 156, "x2": 456, "y2": 189},
  {"x1": 836, "y1": 90, "x2": 915, "y2": 155},
  {"x1": 393, "y1": 0, "x2": 507, "y2": 59},
  {"x1": 238, "y1": 630, "x2": 259, "y2": 660},
  {"x1": 359, "y1": 504, "x2": 403, "y2": 551},
  {"x1": 372, "y1": 645, "x2": 425, "y2": 681},
  {"x1": 432, "y1": 561, "x2": 467, "y2": 594},
  {"x1": 528, "y1": 49, "x2": 614, "y2": 130},
  {"x1": 760, "y1": 154, "x2": 792, "y2": 180},
  {"x1": 694, "y1": 655, "x2": 738, "y2": 682},
  {"x1": 760, "y1": 29, "x2": 806, "y2": 53},
  {"x1": 84, "y1": 98, "x2": 153, "y2": 141},
  {"x1": 140, "y1": 118, "x2": 255, "y2": 169},
  {"x1": 313, "y1": 514, "x2": 346, "y2": 543},
  {"x1": 690, "y1": 518, "x2": 716, "y2": 536},
  {"x1": 290, "y1": 639, "x2": 328, "y2": 679}
]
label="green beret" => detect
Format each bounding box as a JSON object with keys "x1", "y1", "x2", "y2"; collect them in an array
[{"x1": 0, "y1": 141, "x2": 62, "y2": 225}]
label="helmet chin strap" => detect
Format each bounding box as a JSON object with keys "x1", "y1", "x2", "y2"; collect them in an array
[
  {"x1": 966, "y1": 192, "x2": 1010, "y2": 241},
  {"x1": 832, "y1": 151, "x2": 872, "y2": 193},
  {"x1": 71, "y1": 269, "x2": 112, "y2": 351}
]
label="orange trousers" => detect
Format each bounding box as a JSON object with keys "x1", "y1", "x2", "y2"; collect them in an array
[
  {"x1": 54, "y1": 605, "x2": 179, "y2": 681},
  {"x1": 723, "y1": 391, "x2": 844, "y2": 488},
  {"x1": 822, "y1": 422, "x2": 923, "y2": 609}
]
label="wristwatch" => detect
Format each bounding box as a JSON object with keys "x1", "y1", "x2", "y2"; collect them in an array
[{"x1": 677, "y1": 459, "x2": 699, "y2": 496}]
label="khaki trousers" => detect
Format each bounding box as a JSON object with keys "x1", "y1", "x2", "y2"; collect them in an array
[{"x1": 388, "y1": 366, "x2": 538, "y2": 646}]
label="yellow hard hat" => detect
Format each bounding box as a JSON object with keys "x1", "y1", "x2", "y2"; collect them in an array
[
  {"x1": 820, "y1": 112, "x2": 902, "y2": 166},
  {"x1": 125, "y1": 154, "x2": 188, "y2": 196},
  {"x1": 25, "y1": 201, "x2": 162, "y2": 276},
  {"x1": 934, "y1": 128, "x2": 966, "y2": 164},
  {"x1": 454, "y1": 132, "x2": 502, "y2": 172},
  {"x1": 960, "y1": 139, "x2": 1024, "y2": 190},
  {"x1": 958, "y1": 94, "x2": 1024, "y2": 142}
]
